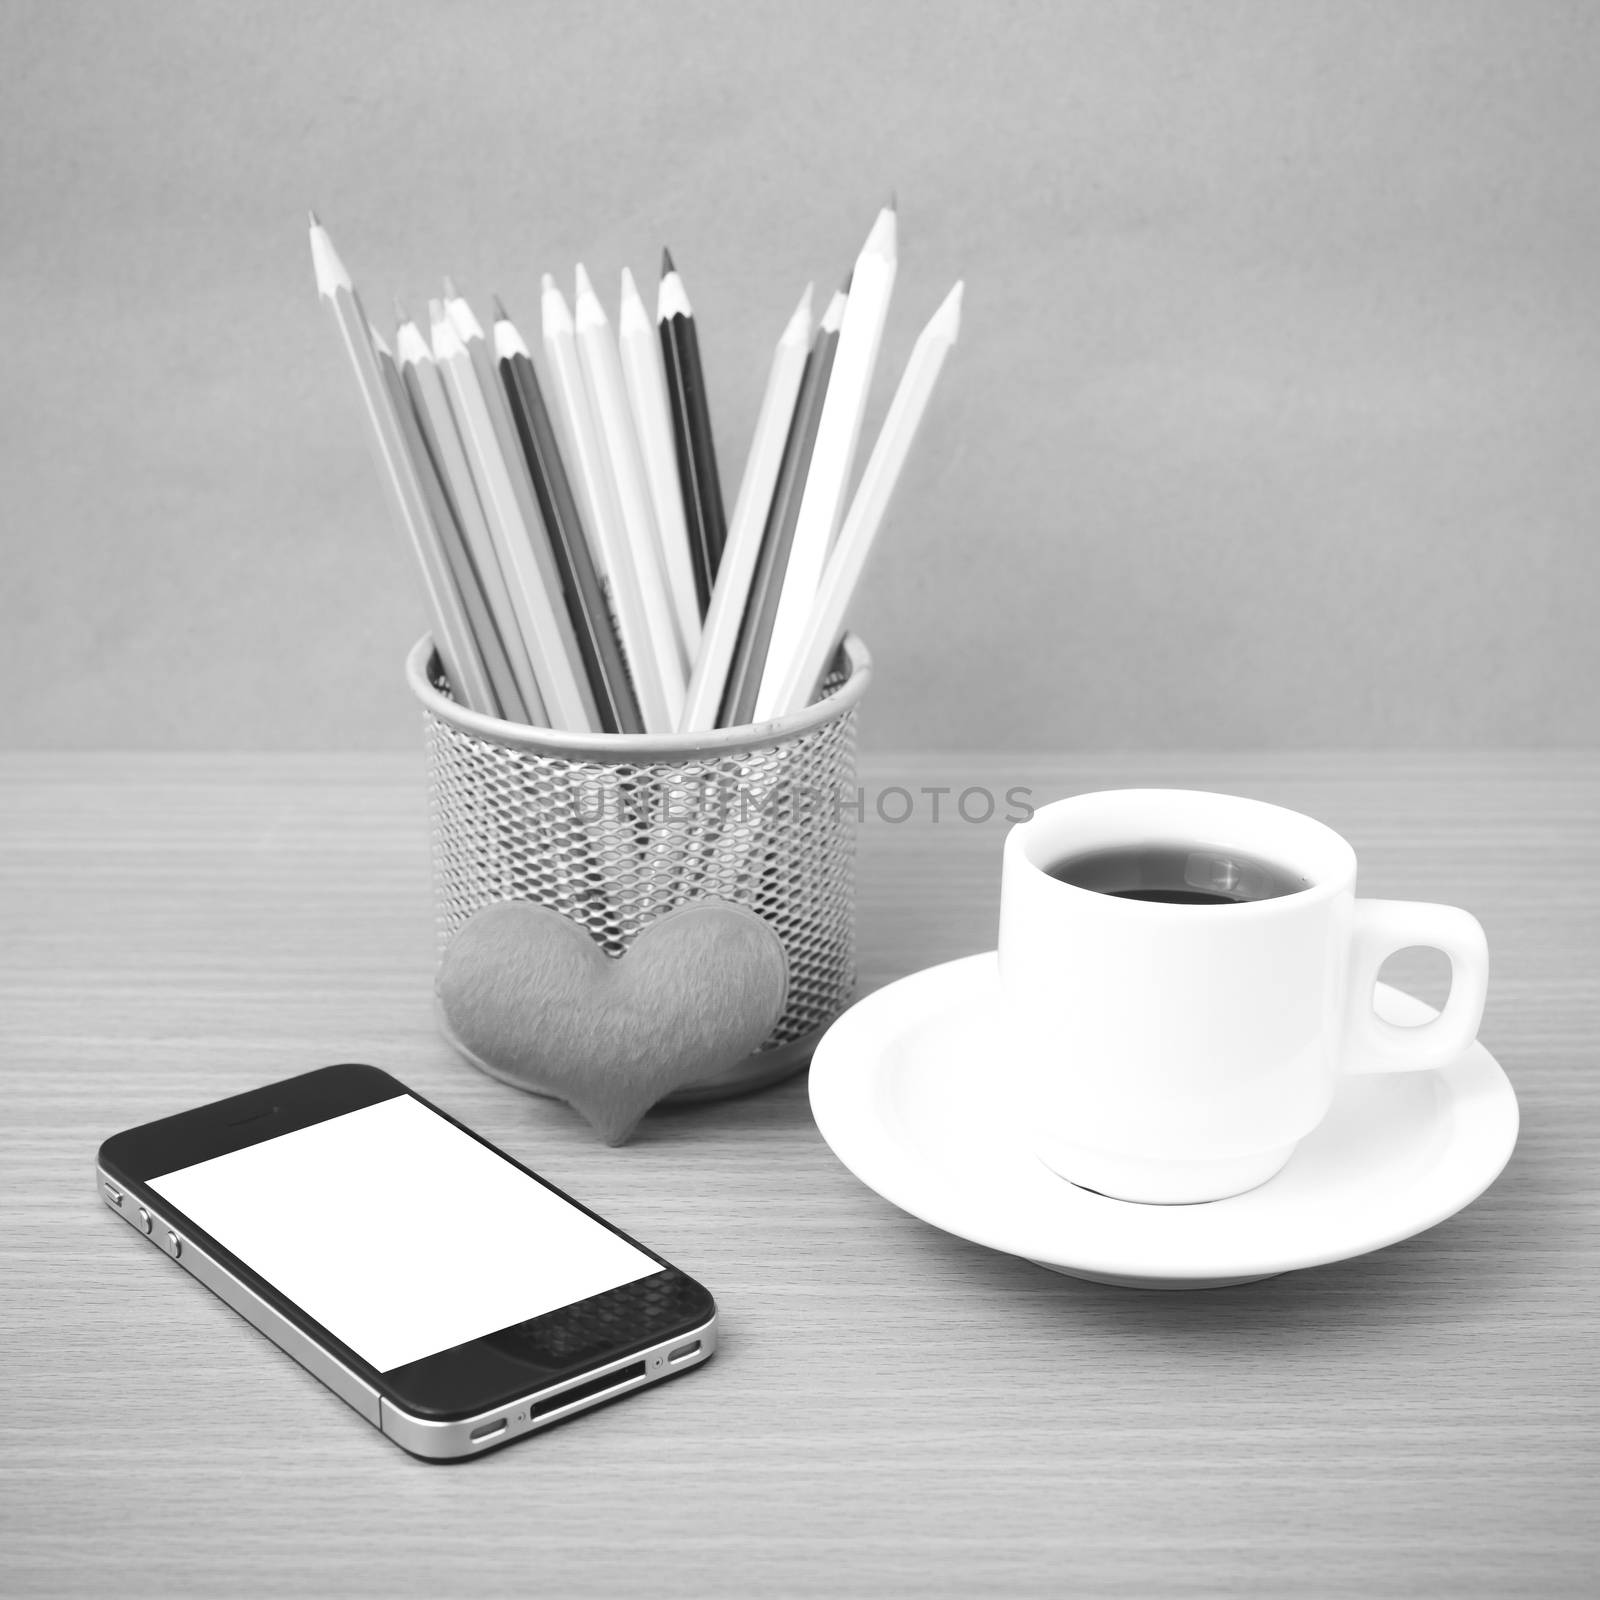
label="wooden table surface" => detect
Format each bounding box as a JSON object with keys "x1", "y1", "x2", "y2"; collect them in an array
[{"x1": 3, "y1": 751, "x2": 1596, "y2": 1599}]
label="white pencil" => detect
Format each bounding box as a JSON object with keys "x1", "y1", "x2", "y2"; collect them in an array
[
  {"x1": 541, "y1": 274, "x2": 679, "y2": 734},
  {"x1": 574, "y1": 266, "x2": 687, "y2": 724},
  {"x1": 441, "y1": 286, "x2": 598, "y2": 733},
  {"x1": 431, "y1": 302, "x2": 595, "y2": 731},
  {"x1": 680, "y1": 283, "x2": 814, "y2": 732},
  {"x1": 771, "y1": 283, "x2": 963, "y2": 717},
  {"x1": 395, "y1": 315, "x2": 537, "y2": 724},
  {"x1": 307, "y1": 217, "x2": 493, "y2": 715},
  {"x1": 618, "y1": 266, "x2": 702, "y2": 667},
  {"x1": 754, "y1": 203, "x2": 898, "y2": 719}
]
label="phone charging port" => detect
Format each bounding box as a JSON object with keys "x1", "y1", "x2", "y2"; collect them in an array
[{"x1": 668, "y1": 1340, "x2": 702, "y2": 1365}]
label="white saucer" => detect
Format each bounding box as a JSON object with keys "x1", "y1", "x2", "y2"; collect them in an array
[{"x1": 809, "y1": 952, "x2": 1518, "y2": 1290}]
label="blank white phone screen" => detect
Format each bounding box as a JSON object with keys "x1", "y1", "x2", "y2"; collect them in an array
[{"x1": 150, "y1": 1094, "x2": 660, "y2": 1372}]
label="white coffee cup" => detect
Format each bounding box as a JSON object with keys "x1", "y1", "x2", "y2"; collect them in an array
[{"x1": 997, "y1": 789, "x2": 1489, "y2": 1204}]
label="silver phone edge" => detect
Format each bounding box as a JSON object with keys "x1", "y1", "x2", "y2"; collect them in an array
[{"x1": 97, "y1": 1163, "x2": 718, "y2": 1461}]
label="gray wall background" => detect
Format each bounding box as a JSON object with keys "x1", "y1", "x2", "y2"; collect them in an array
[{"x1": 4, "y1": 0, "x2": 1597, "y2": 751}]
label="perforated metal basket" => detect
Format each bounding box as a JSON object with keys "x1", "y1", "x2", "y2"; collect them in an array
[{"x1": 406, "y1": 634, "x2": 871, "y2": 1100}]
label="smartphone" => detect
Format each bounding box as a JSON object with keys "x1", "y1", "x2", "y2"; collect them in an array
[{"x1": 96, "y1": 1064, "x2": 717, "y2": 1460}]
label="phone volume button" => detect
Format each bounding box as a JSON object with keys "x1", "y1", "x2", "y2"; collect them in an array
[
  {"x1": 136, "y1": 1207, "x2": 153, "y2": 1236},
  {"x1": 166, "y1": 1231, "x2": 182, "y2": 1260}
]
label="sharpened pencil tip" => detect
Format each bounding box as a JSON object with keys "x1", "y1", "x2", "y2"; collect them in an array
[
  {"x1": 661, "y1": 247, "x2": 676, "y2": 276},
  {"x1": 618, "y1": 267, "x2": 649, "y2": 329},
  {"x1": 781, "y1": 282, "x2": 814, "y2": 342},
  {"x1": 935, "y1": 280, "x2": 964, "y2": 335},
  {"x1": 394, "y1": 317, "x2": 430, "y2": 365},
  {"x1": 541, "y1": 272, "x2": 556, "y2": 294},
  {"x1": 657, "y1": 264, "x2": 692, "y2": 322},
  {"x1": 307, "y1": 208, "x2": 321, "y2": 230},
  {"x1": 308, "y1": 216, "x2": 350, "y2": 297},
  {"x1": 494, "y1": 316, "x2": 530, "y2": 361},
  {"x1": 861, "y1": 205, "x2": 897, "y2": 260},
  {"x1": 442, "y1": 276, "x2": 460, "y2": 301},
  {"x1": 392, "y1": 295, "x2": 409, "y2": 326},
  {"x1": 491, "y1": 293, "x2": 510, "y2": 322},
  {"x1": 887, "y1": 191, "x2": 897, "y2": 213},
  {"x1": 574, "y1": 262, "x2": 595, "y2": 300},
  {"x1": 839, "y1": 269, "x2": 854, "y2": 294}
]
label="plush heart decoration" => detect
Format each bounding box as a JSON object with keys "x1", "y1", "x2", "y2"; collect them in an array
[{"x1": 436, "y1": 900, "x2": 789, "y2": 1145}]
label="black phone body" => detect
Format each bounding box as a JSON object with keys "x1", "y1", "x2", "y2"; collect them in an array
[{"x1": 97, "y1": 1064, "x2": 717, "y2": 1460}]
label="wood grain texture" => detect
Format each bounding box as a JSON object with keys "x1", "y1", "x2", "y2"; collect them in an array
[{"x1": 1, "y1": 751, "x2": 1595, "y2": 1599}]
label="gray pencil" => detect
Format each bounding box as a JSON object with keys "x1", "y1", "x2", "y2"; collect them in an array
[
  {"x1": 386, "y1": 315, "x2": 528, "y2": 723},
  {"x1": 719, "y1": 282, "x2": 846, "y2": 727},
  {"x1": 308, "y1": 216, "x2": 496, "y2": 716},
  {"x1": 493, "y1": 301, "x2": 644, "y2": 735}
]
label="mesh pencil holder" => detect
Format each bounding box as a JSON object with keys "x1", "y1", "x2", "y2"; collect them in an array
[{"x1": 407, "y1": 633, "x2": 871, "y2": 1104}]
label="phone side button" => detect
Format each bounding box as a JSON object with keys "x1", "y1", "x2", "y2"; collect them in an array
[
  {"x1": 166, "y1": 1230, "x2": 182, "y2": 1260},
  {"x1": 136, "y1": 1207, "x2": 153, "y2": 1236}
]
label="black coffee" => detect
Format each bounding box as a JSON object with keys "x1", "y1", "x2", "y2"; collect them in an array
[{"x1": 1045, "y1": 843, "x2": 1310, "y2": 905}]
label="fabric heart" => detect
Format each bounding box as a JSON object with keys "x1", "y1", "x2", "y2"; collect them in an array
[{"x1": 436, "y1": 900, "x2": 789, "y2": 1145}]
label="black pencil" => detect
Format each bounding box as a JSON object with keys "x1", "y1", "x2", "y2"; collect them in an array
[
  {"x1": 718, "y1": 282, "x2": 846, "y2": 727},
  {"x1": 657, "y1": 249, "x2": 726, "y2": 614},
  {"x1": 492, "y1": 300, "x2": 645, "y2": 736}
]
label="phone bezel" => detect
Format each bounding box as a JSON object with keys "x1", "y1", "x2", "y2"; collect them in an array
[{"x1": 98, "y1": 1063, "x2": 717, "y2": 1424}]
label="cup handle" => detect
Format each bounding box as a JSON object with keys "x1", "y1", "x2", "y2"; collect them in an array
[{"x1": 1343, "y1": 899, "x2": 1489, "y2": 1074}]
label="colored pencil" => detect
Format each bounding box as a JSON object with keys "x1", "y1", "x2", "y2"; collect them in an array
[
  {"x1": 771, "y1": 282, "x2": 963, "y2": 716},
  {"x1": 395, "y1": 311, "x2": 534, "y2": 724},
  {"x1": 754, "y1": 204, "x2": 897, "y2": 719},
  {"x1": 492, "y1": 301, "x2": 644, "y2": 735},
  {"x1": 308, "y1": 216, "x2": 494, "y2": 716},
  {"x1": 681, "y1": 283, "x2": 813, "y2": 732},
  {"x1": 311, "y1": 205, "x2": 951, "y2": 746},
  {"x1": 431, "y1": 301, "x2": 598, "y2": 732},
  {"x1": 573, "y1": 264, "x2": 687, "y2": 730},
  {"x1": 618, "y1": 266, "x2": 701, "y2": 665},
  {"x1": 658, "y1": 249, "x2": 726, "y2": 613},
  {"x1": 718, "y1": 284, "x2": 846, "y2": 727},
  {"x1": 541, "y1": 274, "x2": 678, "y2": 735},
  {"x1": 441, "y1": 287, "x2": 599, "y2": 733},
  {"x1": 377, "y1": 319, "x2": 523, "y2": 722}
]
